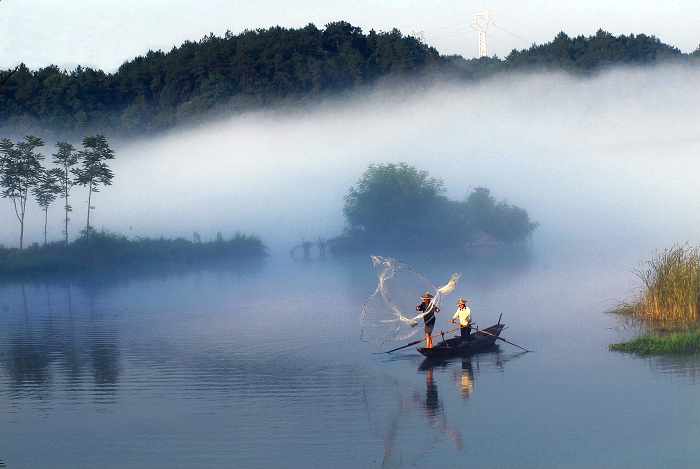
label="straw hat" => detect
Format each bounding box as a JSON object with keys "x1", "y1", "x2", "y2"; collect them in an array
[
  {"x1": 456, "y1": 298, "x2": 467, "y2": 306},
  {"x1": 420, "y1": 292, "x2": 434, "y2": 300}
]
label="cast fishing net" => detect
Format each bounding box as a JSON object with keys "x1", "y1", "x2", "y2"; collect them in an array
[{"x1": 360, "y1": 255, "x2": 461, "y2": 345}]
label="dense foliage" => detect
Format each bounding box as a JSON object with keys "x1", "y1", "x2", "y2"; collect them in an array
[
  {"x1": 333, "y1": 163, "x2": 538, "y2": 252},
  {"x1": 342, "y1": 162, "x2": 445, "y2": 247},
  {"x1": 1, "y1": 25, "x2": 697, "y2": 136},
  {"x1": 448, "y1": 30, "x2": 697, "y2": 78},
  {"x1": 505, "y1": 30, "x2": 688, "y2": 72},
  {"x1": 0, "y1": 22, "x2": 443, "y2": 136}
]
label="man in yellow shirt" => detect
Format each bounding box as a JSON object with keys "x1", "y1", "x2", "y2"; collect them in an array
[{"x1": 449, "y1": 298, "x2": 471, "y2": 342}]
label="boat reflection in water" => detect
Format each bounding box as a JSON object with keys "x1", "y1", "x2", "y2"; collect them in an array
[
  {"x1": 361, "y1": 367, "x2": 465, "y2": 468},
  {"x1": 421, "y1": 364, "x2": 465, "y2": 451},
  {"x1": 418, "y1": 354, "x2": 482, "y2": 412},
  {"x1": 361, "y1": 347, "x2": 530, "y2": 468}
]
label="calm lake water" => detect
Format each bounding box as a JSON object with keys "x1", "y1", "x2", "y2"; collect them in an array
[{"x1": 2, "y1": 238, "x2": 700, "y2": 468}]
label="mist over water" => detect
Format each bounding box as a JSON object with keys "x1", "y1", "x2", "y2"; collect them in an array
[
  {"x1": 1, "y1": 65, "x2": 698, "y2": 255},
  {"x1": 2, "y1": 65, "x2": 700, "y2": 468}
]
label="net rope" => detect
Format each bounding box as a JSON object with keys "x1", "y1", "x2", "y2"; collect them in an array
[{"x1": 360, "y1": 255, "x2": 461, "y2": 345}]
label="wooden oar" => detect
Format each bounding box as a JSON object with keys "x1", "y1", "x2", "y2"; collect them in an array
[
  {"x1": 385, "y1": 325, "x2": 466, "y2": 353},
  {"x1": 471, "y1": 325, "x2": 531, "y2": 353}
]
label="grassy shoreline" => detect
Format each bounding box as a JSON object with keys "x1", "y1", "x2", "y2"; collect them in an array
[
  {"x1": 609, "y1": 331, "x2": 700, "y2": 355},
  {"x1": 0, "y1": 229, "x2": 267, "y2": 276},
  {"x1": 608, "y1": 244, "x2": 700, "y2": 354}
]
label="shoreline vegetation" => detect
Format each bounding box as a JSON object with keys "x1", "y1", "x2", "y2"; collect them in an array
[
  {"x1": 608, "y1": 245, "x2": 700, "y2": 355},
  {"x1": 0, "y1": 228, "x2": 267, "y2": 277},
  {"x1": 1, "y1": 133, "x2": 267, "y2": 277},
  {"x1": 609, "y1": 331, "x2": 700, "y2": 355}
]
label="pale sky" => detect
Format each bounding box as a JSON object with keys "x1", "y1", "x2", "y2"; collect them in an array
[{"x1": 1, "y1": 0, "x2": 698, "y2": 72}]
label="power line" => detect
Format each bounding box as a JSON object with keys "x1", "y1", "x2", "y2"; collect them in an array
[
  {"x1": 426, "y1": 28, "x2": 476, "y2": 42},
  {"x1": 422, "y1": 21, "x2": 471, "y2": 33},
  {"x1": 413, "y1": 11, "x2": 539, "y2": 58},
  {"x1": 492, "y1": 23, "x2": 531, "y2": 46}
]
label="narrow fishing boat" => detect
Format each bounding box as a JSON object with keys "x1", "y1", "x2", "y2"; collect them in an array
[{"x1": 417, "y1": 323, "x2": 505, "y2": 358}]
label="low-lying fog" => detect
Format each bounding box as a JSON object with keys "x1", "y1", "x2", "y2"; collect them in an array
[{"x1": 2, "y1": 65, "x2": 699, "y2": 254}]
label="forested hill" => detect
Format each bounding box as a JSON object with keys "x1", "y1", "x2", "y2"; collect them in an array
[
  {"x1": 506, "y1": 30, "x2": 694, "y2": 71},
  {"x1": 1, "y1": 22, "x2": 698, "y2": 137}
]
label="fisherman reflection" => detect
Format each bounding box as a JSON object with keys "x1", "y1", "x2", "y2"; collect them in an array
[
  {"x1": 457, "y1": 359, "x2": 474, "y2": 401},
  {"x1": 419, "y1": 361, "x2": 463, "y2": 451},
  {"x1": 424, "y1": 367, "x2": 441, "y2": 423}
]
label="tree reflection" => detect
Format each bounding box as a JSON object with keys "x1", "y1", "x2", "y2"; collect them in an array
[
  {"x1": 0, "y1": 280, "x2": 122, "y2": 401},
  {"x1": 59, "y1": 282, "x2": 87, "y2": 382},
  {"x1": 3, "y1": 284, "x2": 52, "y2": 398},
  {"x1": 86, "y1": 286, "x2": 121, "y2": 391}
]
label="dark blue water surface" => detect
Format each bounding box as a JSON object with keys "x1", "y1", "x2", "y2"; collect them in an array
[{"x1": 1, "y1": 239, "x2": 699, "y2": 468}]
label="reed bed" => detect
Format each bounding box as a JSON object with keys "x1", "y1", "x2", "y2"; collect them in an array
[{"x1": 617, "y1": 244, "x2": 700, "y2": 327}]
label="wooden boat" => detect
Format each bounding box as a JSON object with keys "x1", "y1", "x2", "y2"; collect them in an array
[{"x1": 417, "y1": 323, "x2": 505, "y2": 358}]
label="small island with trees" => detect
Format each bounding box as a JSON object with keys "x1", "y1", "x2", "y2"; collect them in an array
[{"x1": 330, "y1": 162, "x2": 537, "y2": 254}]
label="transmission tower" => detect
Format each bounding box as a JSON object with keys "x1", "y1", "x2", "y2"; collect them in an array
[{"x1": 472, "y1": 10, "x2": 493, "y2": 58}]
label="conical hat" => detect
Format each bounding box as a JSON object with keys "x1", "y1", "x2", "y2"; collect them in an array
[
  {"x1": 420, "y1": 292, "x2": 433, "y2": 300},
  {"x1": 456, "y1": 298, "x2": 467, "y2": 305}
]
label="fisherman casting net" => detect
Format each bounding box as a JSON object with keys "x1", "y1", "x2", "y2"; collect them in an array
[{"x1": 360, "y1": 255, "x2": 461, "y2": 345}]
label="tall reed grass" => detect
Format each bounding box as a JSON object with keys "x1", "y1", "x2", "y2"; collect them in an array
[{"x1": 616, "y1": 244, "x2": 700, "y2": 327}]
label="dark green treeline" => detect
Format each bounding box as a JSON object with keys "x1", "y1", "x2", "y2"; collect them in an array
[
  {"x1": 0, "y1": 22, "x2": 443, "y2": 136},
  {"x1": 1, "y1": 23, "x2": 698, "y2": 136}
]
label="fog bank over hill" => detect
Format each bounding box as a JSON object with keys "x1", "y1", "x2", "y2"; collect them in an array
[{"x1": 1, "y1": 64, "x2": 698, "y2": 254}]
